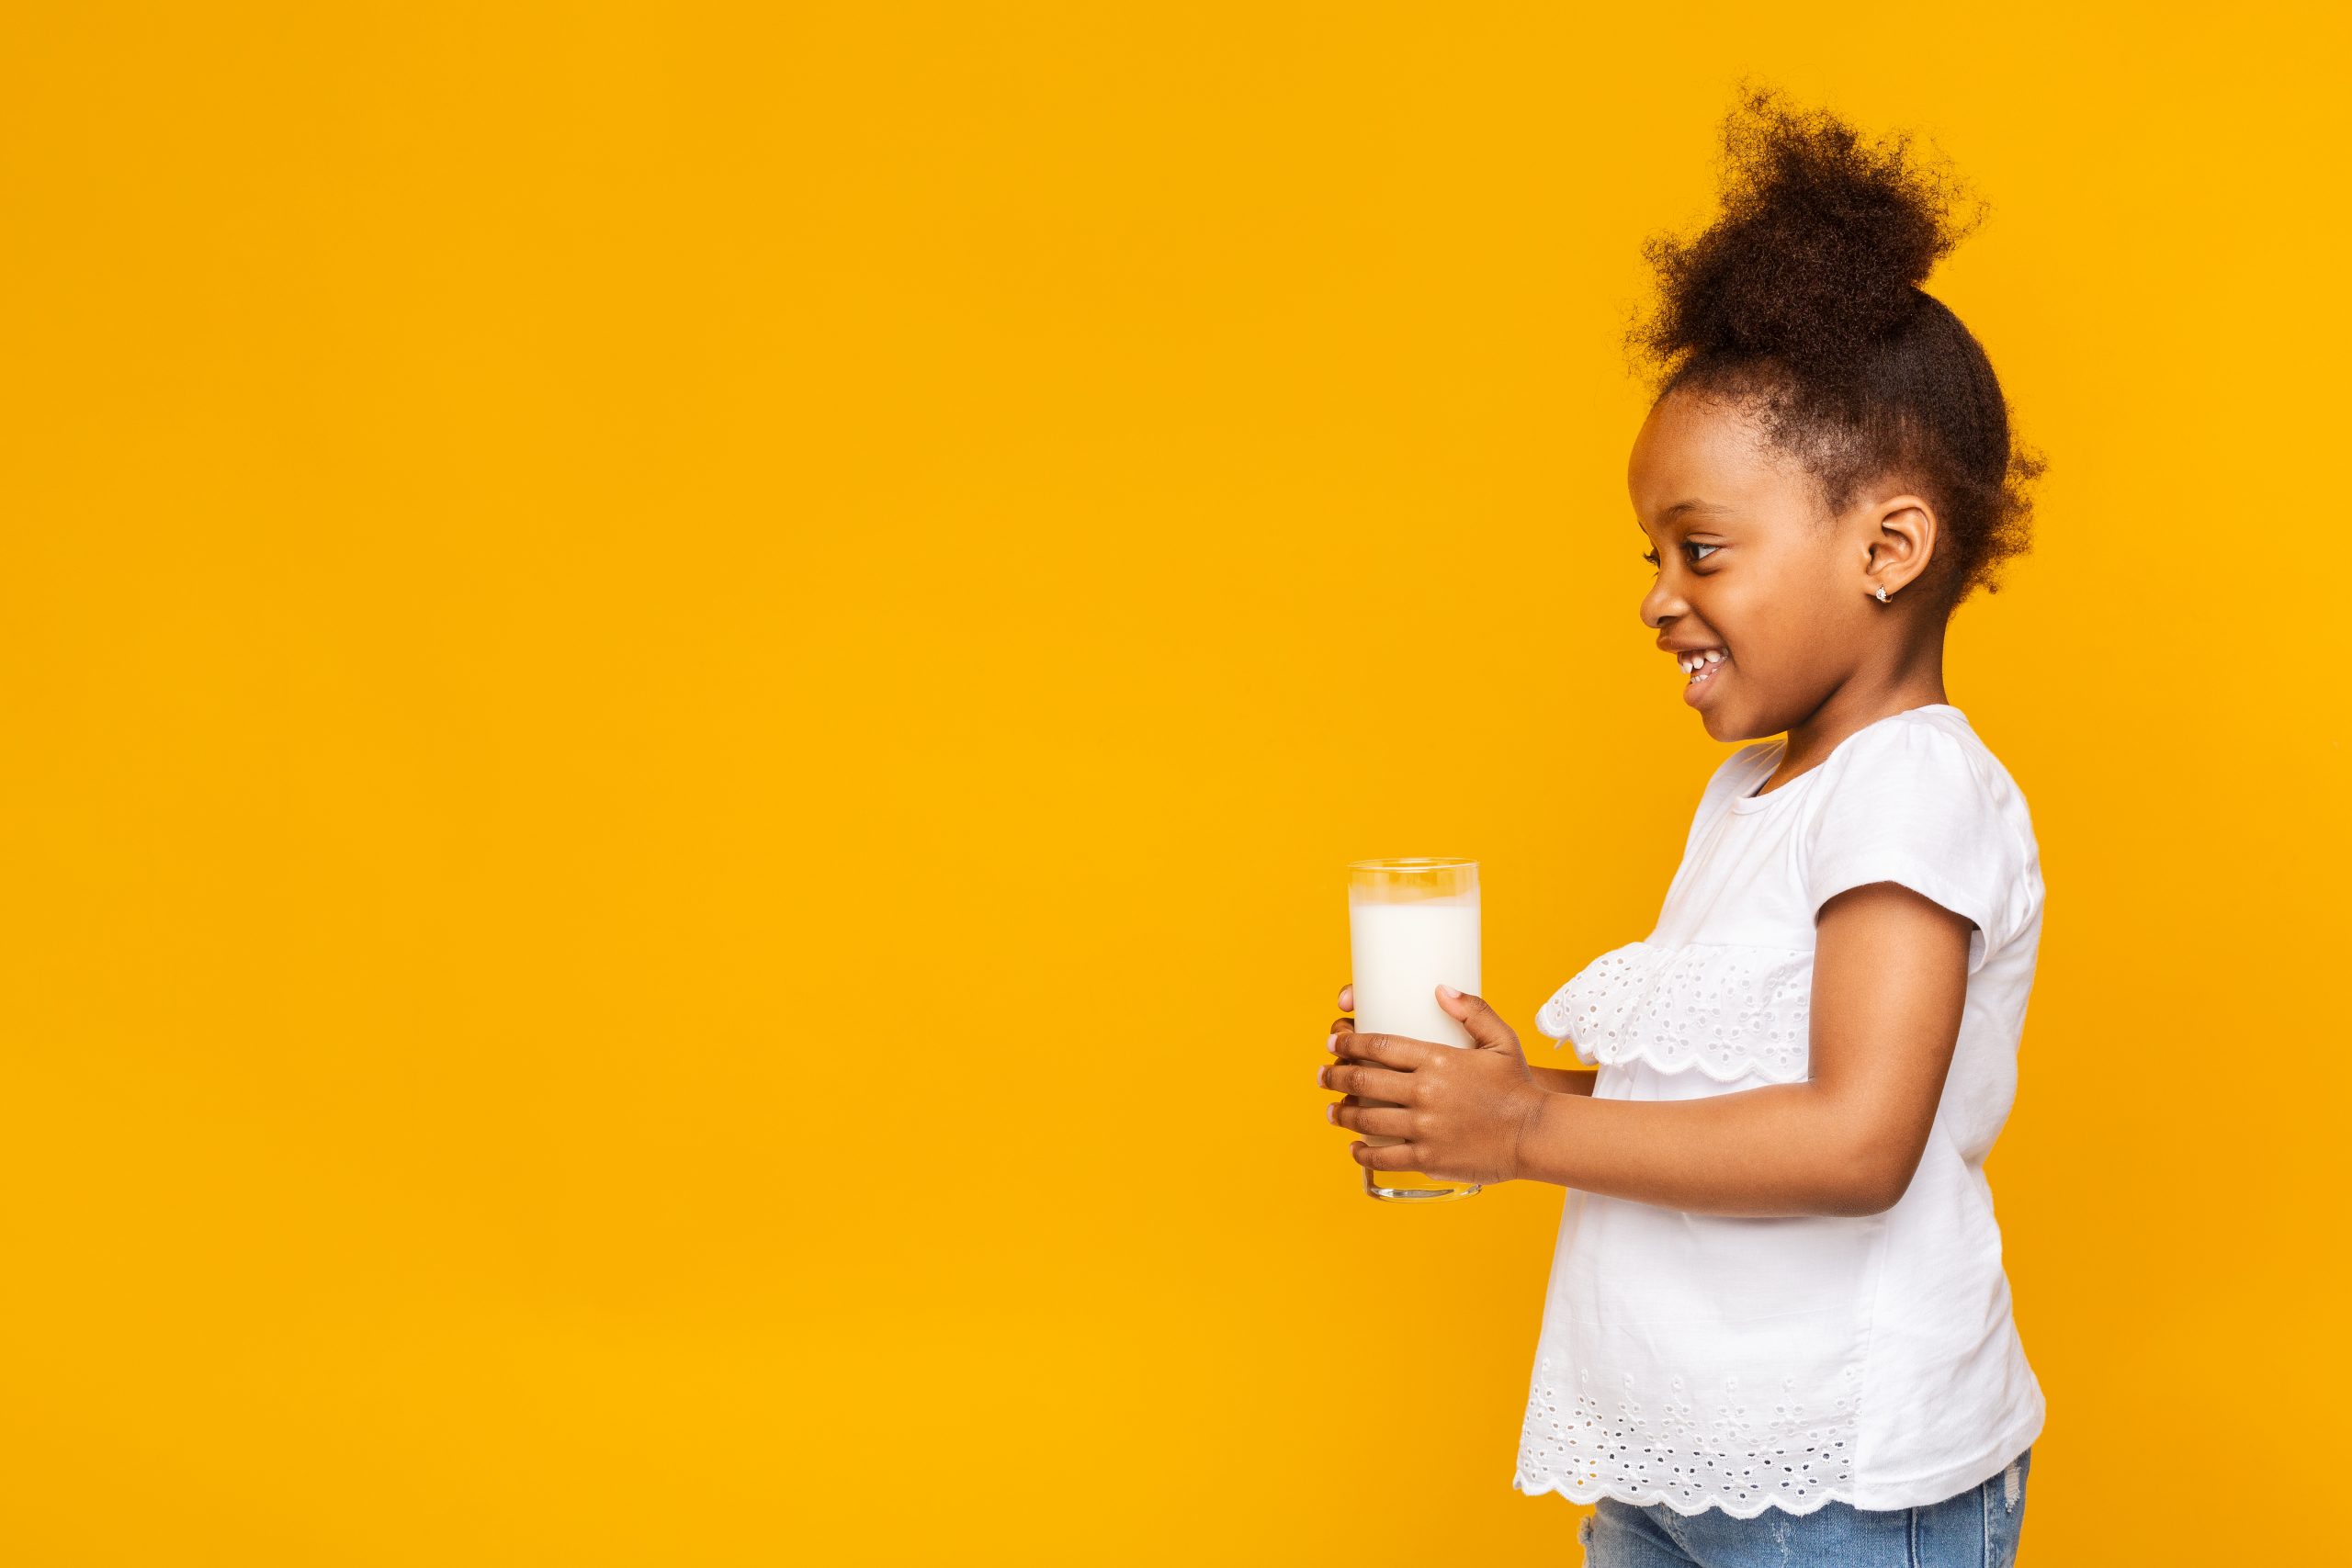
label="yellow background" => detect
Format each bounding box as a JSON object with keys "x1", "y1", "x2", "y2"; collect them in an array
[{"x1": 2, "y1": 4, "x2": 2345, "y2": 1562}]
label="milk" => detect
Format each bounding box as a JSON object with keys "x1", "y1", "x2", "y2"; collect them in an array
[
  {"x1": 1347, "y1": 891, "x2": 1480, "y2": 1151},
  {"x1": 1348, "y1": 894, "x2": 1482, "y2": 1047}
]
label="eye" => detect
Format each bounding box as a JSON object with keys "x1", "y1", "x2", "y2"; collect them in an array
[
  {"x1": 1688, "y1": 542, "x2": 1721, "y2": 563},
  {"x1": 1642, "y1": 543, "x2": 1721, "y2": 568}
]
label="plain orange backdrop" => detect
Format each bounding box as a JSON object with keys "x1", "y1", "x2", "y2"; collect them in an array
[{"x1": 1, "y1": 3, "x2": 2346, "y2": 1563}]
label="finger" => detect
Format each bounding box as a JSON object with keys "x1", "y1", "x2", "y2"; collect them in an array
[
  {"x1": 1330, "y1": 1098, "x2": 1414, "y2": 1140},
  {"x1": 1337, "y1": 1030, "x2": 1429, "y2": 1071},
  {"x1": 1434, "y1": 986, "x2": 1519, "y2": 1050},
  {"x1": 1327, "y1": 1059, "x2": 1413, "y2": 1102},
  {"x1": 1345, "y1": 1034, "x2": 1430, "y2": 1072},
  {"x1": 1338, "y1": 983, "x2": 1352, "y2": 1012},
  {"x1": 1326, "y1": 1017, "x2": 1356, "y2": 1048},
  {"x1": 1351, "y1": 1138, "x2": 1418, "y2": 1167}
]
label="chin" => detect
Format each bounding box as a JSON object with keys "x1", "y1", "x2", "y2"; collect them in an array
[{"x1": 1696, "y1": 703, "x2": 1763, "y2": 742}]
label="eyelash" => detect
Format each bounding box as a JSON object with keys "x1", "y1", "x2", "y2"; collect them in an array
[{"x1": 1643, "y1": 543, "x2": 1721, "y2": 568}]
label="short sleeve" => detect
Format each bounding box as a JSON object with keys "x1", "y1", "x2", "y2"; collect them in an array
[{"x1": 1799, "y1": 720, "x2": 2037, "y2": 977}]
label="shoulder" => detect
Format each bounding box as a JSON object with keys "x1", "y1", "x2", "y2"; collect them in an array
[
  {"x1": 1822, "y1": 709, "x2": 2036, "y2": 840},
  {"x1": 1800, "y1": 709, "x2": 2044, "y2": 962}
]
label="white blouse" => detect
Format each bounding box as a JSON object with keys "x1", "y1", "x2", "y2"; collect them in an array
[{"x1": 1511, "y1": 704, "x2": 2047, "y2": 1518}]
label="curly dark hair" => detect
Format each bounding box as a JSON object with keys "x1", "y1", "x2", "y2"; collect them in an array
[{"x1": 1627, "y1": 84, "x2": 2045, "y2": 612}]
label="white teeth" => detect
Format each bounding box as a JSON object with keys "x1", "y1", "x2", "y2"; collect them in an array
[
  {"x1": 1703, "y1": 649, "x2": 1724, "y2": 664},
  {"x1": 1678, "y1": 649, "x2": 1728, "y2": 677}
]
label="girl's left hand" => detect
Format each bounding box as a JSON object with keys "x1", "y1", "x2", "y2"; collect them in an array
[{"x1": 1321, "y1": 985, "x2": 1548, "y2": 1187}]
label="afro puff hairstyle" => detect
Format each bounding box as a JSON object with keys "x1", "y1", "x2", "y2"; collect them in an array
[{"x1": 1628, "y1": 84, "x2": 2046, "y2": 611}]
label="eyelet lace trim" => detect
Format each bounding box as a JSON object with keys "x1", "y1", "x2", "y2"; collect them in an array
[
  {"x1": 1533, "y1": 940, "x2": 1815, "y2": 1083},
  {"x1": 1514, "y1": 1362, "x2": 1862, "y2": 1519}
]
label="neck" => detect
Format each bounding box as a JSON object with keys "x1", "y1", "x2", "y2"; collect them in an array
[{"x1": 1773, "y1": 635, "x2": 1951, "y2": 785}]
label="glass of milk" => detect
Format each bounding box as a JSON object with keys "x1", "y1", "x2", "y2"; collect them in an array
[{"x1": 1345, "y1": 856, "x2": 1483, "y2": 1202}]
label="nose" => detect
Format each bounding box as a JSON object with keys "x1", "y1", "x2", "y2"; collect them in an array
[{"x1": 1641, "y1": 572, "x2": 1683, "y2": 632}]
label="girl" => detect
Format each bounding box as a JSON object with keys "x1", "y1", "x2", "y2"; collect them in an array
[{"x1": 1318, "y1": 87, "x2": 2047, "y2": 1567}]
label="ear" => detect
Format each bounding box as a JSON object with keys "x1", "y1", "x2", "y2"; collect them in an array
[{"x1": 1860, "y1": 491, "x2": 1939, "y2": 600}]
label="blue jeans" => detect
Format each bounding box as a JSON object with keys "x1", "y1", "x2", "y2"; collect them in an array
[{"x1": 1578, "y1": 1447, "x2": 2030, "y2": 1567}]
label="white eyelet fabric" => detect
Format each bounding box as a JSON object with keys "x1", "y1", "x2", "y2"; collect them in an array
[
  {"x1": 1534, "y1": 939, "x2": 1815, "y2": 1084},
  {"x1": 1521, "y1": 1361, "x2": 1864, "y2": 1518}
]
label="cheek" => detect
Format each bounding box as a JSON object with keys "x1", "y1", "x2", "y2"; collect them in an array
[{"x1": 1720, "y1": 564, "x2": 1819, "y2": 640}]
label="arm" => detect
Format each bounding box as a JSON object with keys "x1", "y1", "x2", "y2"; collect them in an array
[
  {"x1": 1531, "y1": 1064, "x2": 1598, "y2": 1096},
  {"x1": 1514, "y1": 882, "x2": 1973, "y2": 1217}
]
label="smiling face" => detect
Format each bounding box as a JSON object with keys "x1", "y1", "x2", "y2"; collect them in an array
[{"x1": 1629, "y1": 386, "x2": 1940, "y2": 745}]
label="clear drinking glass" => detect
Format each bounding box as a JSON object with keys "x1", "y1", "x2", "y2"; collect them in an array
[{"x1": 1345, "y1": 856, "x2": 1482, "y2": 1202}]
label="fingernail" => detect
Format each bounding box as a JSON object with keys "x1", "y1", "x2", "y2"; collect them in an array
[
  {"x1": 1326, "y1": 1033, "x2": 1338, "y2": 1053},
  {"x1": 1326, "y1": 1104, "x2": 1336, "y2": 1122},
  {"x1": 1439, "y1": 984, "x2": 1461, "y2": 999},
  {"x1": 1317, "y1": 1066, "x2": 1328, "y2": 1087}
]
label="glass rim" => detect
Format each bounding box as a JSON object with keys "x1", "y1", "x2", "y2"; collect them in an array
[{"x1": 1346, "y1": 856, "x2": 1477, "y2": 872}]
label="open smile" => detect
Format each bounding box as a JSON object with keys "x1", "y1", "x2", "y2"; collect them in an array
[{"x1": 1680, "y1": 649, "x2": 1728, "y2": 707}]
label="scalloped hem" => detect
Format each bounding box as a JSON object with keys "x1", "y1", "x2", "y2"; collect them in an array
[
  {"x1": 1533, "y1": 939, "x2": 1816, "y2": 1087},
  {"x1": 1511, "y1": 1468, "x2": 1851, "y2": 1521}
]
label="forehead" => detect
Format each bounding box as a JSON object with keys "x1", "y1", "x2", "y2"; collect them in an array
[{"x1": 1628, "y1": 389, "x2": 1807, "y2": 526}]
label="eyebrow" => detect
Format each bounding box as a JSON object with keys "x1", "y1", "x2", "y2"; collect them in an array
[{"x1": 1637, "y1": 500, "x2": 1734, "y2": 536}]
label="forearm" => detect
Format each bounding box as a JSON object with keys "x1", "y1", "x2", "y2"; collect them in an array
[
  {"x1": 1515, "y1": 1082, "x2": 1888, "y2": 1217},
  {"x1": 1530, "y1": 1064, "x2": 1597, "y2": 1096}
]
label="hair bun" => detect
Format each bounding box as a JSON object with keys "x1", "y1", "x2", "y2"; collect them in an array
[{"x1": 1633, "y1": 84, "x2": 1985, "y2": 386}]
